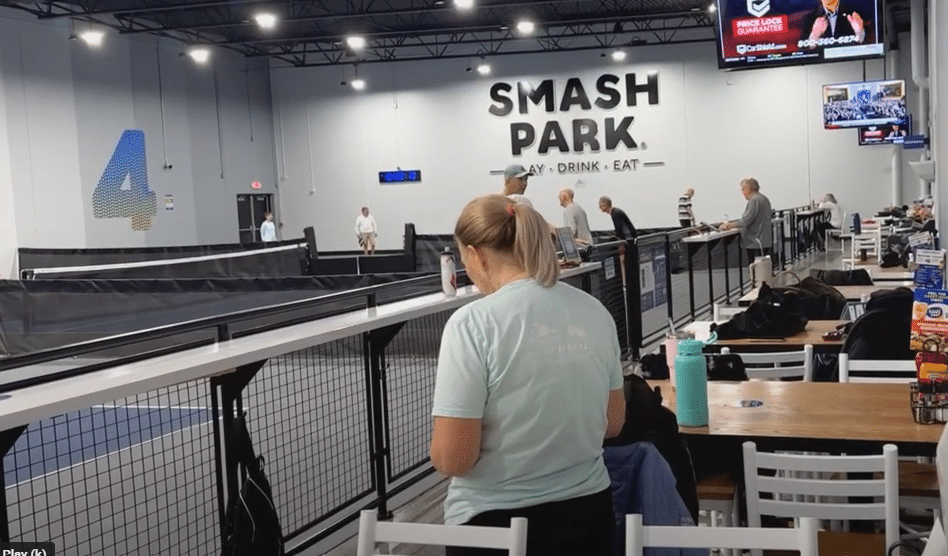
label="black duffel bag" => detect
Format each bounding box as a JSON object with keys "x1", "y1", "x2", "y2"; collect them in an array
[
  {"x1": 711, "y1": 297, "x2": 809, "y2": 340},
  {"x1": 757, "y1": 274, "x2": 847, "y2": 320},
  {"x1": 809, "y1": 268, "x2": 873, "y2": 286}
]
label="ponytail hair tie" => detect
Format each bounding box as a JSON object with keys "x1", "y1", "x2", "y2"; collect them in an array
[{"x1": 506, "y1": 204, "x2": 516, "y2": 217}]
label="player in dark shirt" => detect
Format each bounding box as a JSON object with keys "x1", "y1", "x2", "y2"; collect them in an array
[{"x1": 598, "y1": 196, "x2": 637, "y2": 240}]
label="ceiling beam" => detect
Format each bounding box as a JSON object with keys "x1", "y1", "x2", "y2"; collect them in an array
[
  {"x1": 270, "y1": 36, "x2": 716, "y2": 68},
  {"x1": 245, "y1": 22, "x2": 712, "y2": 57},
  {"x1": 202, "y1": 10, "x2": 708, "y2": 47},
  {"x1": 36, "y1": 0, "x2": 264, "y2": 19}
]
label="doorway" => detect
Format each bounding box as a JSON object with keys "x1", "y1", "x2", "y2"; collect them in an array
[{"x1": 237, "y1": 193, "x2": 274, "y2": 243}]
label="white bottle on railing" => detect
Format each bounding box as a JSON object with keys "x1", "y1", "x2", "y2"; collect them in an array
[{"x1": 441, "y1": 247, "x2": 457, "y2": 297}]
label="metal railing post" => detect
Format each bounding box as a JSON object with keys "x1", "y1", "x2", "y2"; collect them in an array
[{"x1": 0, "y1": 426, "x2": 27, "y2": 542}]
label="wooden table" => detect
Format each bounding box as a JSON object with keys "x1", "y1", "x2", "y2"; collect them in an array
[
  {"x1": 738, "y1": 283, "x2": 912, "y2": 306},
  {"x1": 654, "y1": 381, "x2": 943, "y2": 455},
  {"x1": 840, "y1": 258, "x2": 915, "y2": 281},
  {"x1": 683, "y1": 320, "x2": 845, "y2": 351}
]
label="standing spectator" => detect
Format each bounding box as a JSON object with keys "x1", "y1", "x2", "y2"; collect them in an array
[
  {"x1": 558, "y1": 188, "x2": 593, "y2": 245},
  {"x1": 720, "y1": 178, "x2": 773, "y2": 261},
  {"x1": 260, "y1": 211, "x2": 277, "y2": 243},
  {"x1": 678, "y1": 188, "x2": 695, "y2": 228},
  {"x1": 598, "y1": 196, "x2": 637, "y2": 240},
  {"x1": 431, "y1": 194, "x2": 624, "y2": 556},
  {"x1": 502, "y1": 164, "x2": 534, "y2": 207},
  {"x1": 355, "y1": 206, "x2": 377, "y2": 255}
]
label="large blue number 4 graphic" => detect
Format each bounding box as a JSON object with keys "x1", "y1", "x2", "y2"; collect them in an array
[{"x1": 92, "y1": 130, "x2": 157, "y2": 231}]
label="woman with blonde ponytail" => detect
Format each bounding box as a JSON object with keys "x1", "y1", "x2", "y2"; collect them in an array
[{"x1": 430, "y1": 194, "x2": 625, "y2": 556}]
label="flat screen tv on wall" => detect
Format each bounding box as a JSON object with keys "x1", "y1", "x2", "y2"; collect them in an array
[
  {"x1": 857, "y1": 115, "x2": 912, "y2": 145},
  {"x1": 715, "y1": 0, "x2": 884, "y2": 70},
  {"x1": 823, "y1": 79, "x2": 907, "y2": 129}
]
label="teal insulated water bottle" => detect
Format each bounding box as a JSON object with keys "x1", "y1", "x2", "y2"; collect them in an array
[{"x1": 675, "y1": 338, "x2": 709, "y2": 427}]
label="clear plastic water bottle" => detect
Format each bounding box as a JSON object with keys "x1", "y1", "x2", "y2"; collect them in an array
[{"x1": 441, "y1": 247, "x2": 457, "y2": 297}]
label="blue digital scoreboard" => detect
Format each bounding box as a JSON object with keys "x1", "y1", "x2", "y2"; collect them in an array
[{"x1": 378, "y1": 170, "x2": 422, "y2": 183}]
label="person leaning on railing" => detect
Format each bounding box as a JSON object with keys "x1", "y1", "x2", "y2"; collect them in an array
[{"x1": 430, "y1": 194, "x2": 625, "y2": 556}]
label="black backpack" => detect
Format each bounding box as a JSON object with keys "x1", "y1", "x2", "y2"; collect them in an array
[
  {"x1": 809, "y1": 268, "x2": 873, "y2": 286},
  {"x1": 605, "y1": 374, "x2": 699, "y2": 522},
  {"x1": 221, "y1": 413, "x2": 285, "y2": 556},
  {"x1": 880, "y1": 234, "x2": 911, "y2": 268}
]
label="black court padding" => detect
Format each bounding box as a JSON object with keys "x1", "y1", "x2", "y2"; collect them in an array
[
  {"x1": 0, "y1": 273, "x2": 448, "y2": 355},
  {"x1": 23, "y1": 246, "x2": 309, "y2": 280},
  {"x1": 19, "y1": 238, "x2": 306, "y2": 268}
]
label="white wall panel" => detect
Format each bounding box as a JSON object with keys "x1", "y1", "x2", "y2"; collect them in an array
[
  {"x1": 0, "y1": 12, "x2": 277, "y2": 250},
  {"x1": 272, "y1": 41, "x2": 917, "y2": 251}
]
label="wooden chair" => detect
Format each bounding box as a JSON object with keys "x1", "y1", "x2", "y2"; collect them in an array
[
  {"x1": 355, "y1": 510, "x2": 527, "y2": 556},
  {"x1": 625, "y1": 513, "x2": 819, "y2": 556},
  {"x1": 721, "y1": 345, "x2": 813, "y2": 381},
  {"x1": 695, "y1": 473, "x2": 740, "y2": 556},
  {"x1": 917, "y1": 426, "x2": 948, "y2": 555},
  {"x1": 837, "y1": 356, "x2": 942, "y2": 534},
  {"x1": 838, "y1": 353, "x2": 916, "y2": 383},
  {"x1": 743, "y1": 441, "x2": 899, "y2": 556}
]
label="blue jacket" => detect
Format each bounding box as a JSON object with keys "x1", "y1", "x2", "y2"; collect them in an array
[{"x1": 604, "y1": 441, "x2": 704, "y2": 556}]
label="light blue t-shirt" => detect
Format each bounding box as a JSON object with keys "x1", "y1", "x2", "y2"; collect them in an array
[{"x1": 432, "y1": 278, "x2": 624, "y2": 525}]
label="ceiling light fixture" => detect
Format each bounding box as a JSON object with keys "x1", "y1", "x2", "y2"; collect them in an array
[
  {"x1": 351, "y1": 78, "x2": 366, "y2": 91},
  {"x1": 79, "y1": 30, "x2": 104, "y2": 47},
  {"x1": 476, "y1": 60, "x2": 491, "y2": 75},
  {"x1": 611, "y1": 50, "x2": 627, "y2": 61},
  {"x1": 708, "y1": 3, "x2": 717, "y2": 12},
  {"x1": 455, "y1": 0, "x2": 475, "y2": 8},
  {"x1": 347, "y1": 36, "x2": 367, "y2": 50},
  {"x1": 188, "y1": 47, "x2": 211, "y2": 63},
  {"x1": 516, "y1": 20, "x2": 536, "y2": 34},
  {"x1": 254, "y1": 13, "x2": 278, "y2": 29}
]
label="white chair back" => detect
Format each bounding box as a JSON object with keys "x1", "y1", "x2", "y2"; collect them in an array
[
  {"x1": 356, "y1": 510, "x2": 528, "y2": 556},
  {"x1": 720, "y1": 345, "x2": 813, "y2": 381},
  {"x1": 625, "y1": 514, "x2": 819, "y2": 556},
  {"x1": 838, "y1": 353, "x2": 917, "y2": 383},
  {"x1": 840, "y1": 302, "x2": 867, "y2": 320},
  {"x1": 743, "y1": 441, "x2": 899, "y2": 554}
]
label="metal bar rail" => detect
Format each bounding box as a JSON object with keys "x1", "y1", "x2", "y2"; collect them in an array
[{"x1": 0, "y1": 262, "x2": 617, "y2": 556}]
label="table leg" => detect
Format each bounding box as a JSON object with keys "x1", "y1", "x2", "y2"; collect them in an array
[
  {"x1": 790, "y1": 213, "x2": 798, "y2": 261},
  {"x1": 707, "y1": 240, "x2": 715, "y2": 310},
  {"x1": 723, "y1": 236, "x2": 732, "y2": 303},
  {"x1": 738, "y1": 236, "x2": 745, "y2": 294},
  {"x1": 688, "y1": 243, "x2": 696, "y2": 318}
]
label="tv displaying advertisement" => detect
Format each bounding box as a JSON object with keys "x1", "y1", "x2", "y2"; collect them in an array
[
  {"x1": 858, "y1": 115, "x2": 912, "y2": 145},
  {"x1": 823, "y1": 79, "x2": 907, "y2": 129},
  {"x1": 715, "y1": 0, "x2": 884, "y2": 70}
]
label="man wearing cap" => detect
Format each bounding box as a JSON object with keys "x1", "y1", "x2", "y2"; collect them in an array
[{"x1": 502, "y1": 164, "x2": 534, "y2": 207}]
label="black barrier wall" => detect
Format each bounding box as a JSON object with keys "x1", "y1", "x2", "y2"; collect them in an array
[
  {"x1": 0, "y1": 274, "x2": 458, "y2": 355},
  {"x1": 19, "y1": 238, "x2": 307, "y2": 268}
]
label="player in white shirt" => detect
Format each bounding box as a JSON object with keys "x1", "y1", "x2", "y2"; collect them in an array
[
  {"x1": 355, "y1": 207, "x2": 378, "y2": 255},
  {"x1": 260, "y1": 211, "x2": 277, "y2": 242}
]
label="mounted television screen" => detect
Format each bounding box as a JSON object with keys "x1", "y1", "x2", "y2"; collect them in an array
[
  {"x1": 715, "y1": 0, "x2": 884, "y2": 70},
  {"x1": 823, "y1": 79, "x2": 907, "y2": 129},
  {"x1": 858, "y1": 115, "x2": 912, "y2": 145}
]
